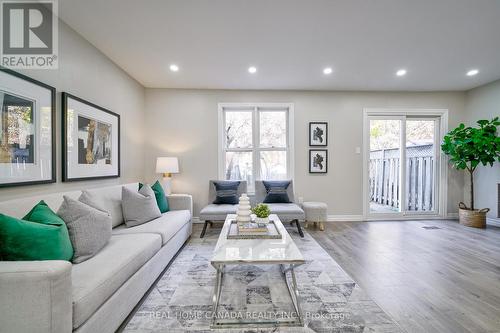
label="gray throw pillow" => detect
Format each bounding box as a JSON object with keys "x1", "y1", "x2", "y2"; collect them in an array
[
  {"x1": 57, "y1": 195, "x2": 112, "y2": 264},
  {"x1": 122, "y1": 185, "x2": 161, "y2": 227}
]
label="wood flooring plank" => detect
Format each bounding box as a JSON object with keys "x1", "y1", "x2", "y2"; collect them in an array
[{"x1": 309, "y1": 220, "x2": 500, "y2": 333}]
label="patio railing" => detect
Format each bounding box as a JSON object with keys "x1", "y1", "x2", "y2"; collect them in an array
[{"x1": 369, "y1": 144, "x2": 434, "y2": 211}]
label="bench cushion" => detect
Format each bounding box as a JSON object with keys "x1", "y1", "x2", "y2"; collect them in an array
[
  {"x1": 71, "y1": 233, "x2": 161, "y2": 329},
  {"x1": 267, "y1": 203, "x2": 305, "y2": 222},
  {"x1": 112, "y1": 210, "x2": 191, "y2": 245},
  {"x1": 199, "y1": 204, "x2": 238, "y2": 221}
]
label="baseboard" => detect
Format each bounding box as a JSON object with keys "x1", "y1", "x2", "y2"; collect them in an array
[
  {"x1": 487, "y1": 217, "x2": 500, "y2": 227},
  {"x1": 194, "y1": 214, "x2": 460, "y2": 223},
  {"x1": 328, "y1": 214, "x2": 459, "y2": 222},
  {"x1": 327, "y1": 215, "x2": 364, "y2": 222}
]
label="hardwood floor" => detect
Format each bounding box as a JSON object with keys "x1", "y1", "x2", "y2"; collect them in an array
[{"x1": 308, "y1": 220, "x2": 500, "y2": 333}]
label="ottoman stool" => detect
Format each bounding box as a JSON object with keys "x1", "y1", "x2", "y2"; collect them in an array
[{"x1": 303, "y1": 202, "x2": 327, "y2": 231}]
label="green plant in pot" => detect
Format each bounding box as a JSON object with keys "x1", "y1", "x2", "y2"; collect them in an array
[
  {"x1": 441, "y1": 117, "x2": 500, "y2": 228},
  {"x1": 252, "y1": 203, "x2": 271, "y2": 224}
]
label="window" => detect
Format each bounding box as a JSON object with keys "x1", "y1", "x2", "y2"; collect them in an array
[{"x1": 218, "y1": 103, "x2": 294, "y2": 193}]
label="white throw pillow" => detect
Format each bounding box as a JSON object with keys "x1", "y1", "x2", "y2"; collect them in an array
[
  {"x1": 79, "y1": 190, "x2": 110, "y2": 213},
  {"x1": 121, "y1": 185, "x2": 162, "y2": 227}
]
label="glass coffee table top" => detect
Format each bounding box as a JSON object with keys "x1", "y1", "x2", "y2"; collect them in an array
[{"x1": 211, "y1": 214, "x2": 304, "y2": 265}]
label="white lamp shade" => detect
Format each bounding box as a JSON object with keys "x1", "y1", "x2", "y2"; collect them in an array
[{"x1": 156, "y1": 157, "x2": 179, "y2": 174}]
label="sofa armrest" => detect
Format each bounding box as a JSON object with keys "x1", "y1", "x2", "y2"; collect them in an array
[
  {"x1": 0, "y1": 261, "x2": 72, "y2": 333},
  {"x1": 167, "y1": 194, "x2": 193, "y2": 216}
]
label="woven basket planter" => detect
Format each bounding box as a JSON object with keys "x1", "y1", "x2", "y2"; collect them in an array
[{"x1": 458, "y1": 202, "x2": 489, "y2": 228}]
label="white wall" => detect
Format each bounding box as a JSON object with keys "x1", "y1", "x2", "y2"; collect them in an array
[
  {"x1": 0, "y1": 21, "x2": 145, "y2": 202},
  {"x1": 464, "y1": 79, "x2": 500, "y2": 222},
  {"x1": 144, "y1": 88, "x2": 466, "y2": 218}
]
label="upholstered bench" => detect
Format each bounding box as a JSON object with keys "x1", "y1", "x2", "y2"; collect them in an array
[
  {"x1": 199, "y1": 180, "x2": 247, "y2": 238},
  {"x1": 254, "y1": 180, "x2": 305, "y2": 237},
  {"x1": 303, "y1": 201, "x2": 327, "y2": 231}
]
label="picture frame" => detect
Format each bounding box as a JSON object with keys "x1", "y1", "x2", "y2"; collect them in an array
[
  {"x1": 62, "y1": 92, "x2": 120, "y2": 181},
  {"x1": 0, "y1": 68, "x2": 56, "y2": 188},
  {"x1": 309, "y1": 149, "x2": 328, "y2": 173},
  {"x1": 309, "y1": 122, "x2": 328, "y2": 146}
]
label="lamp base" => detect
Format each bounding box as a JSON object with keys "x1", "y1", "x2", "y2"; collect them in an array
[{"x1": 161, "y1": 177, "x2": 173, "y2": 195}]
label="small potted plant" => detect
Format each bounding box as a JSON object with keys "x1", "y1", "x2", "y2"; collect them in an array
[
  {"x1": 252, "y1": 203, "x2": 271, "y2": 224},
  {"x1": 441, "y1": 117, "x2": 499, "y2": 228}
]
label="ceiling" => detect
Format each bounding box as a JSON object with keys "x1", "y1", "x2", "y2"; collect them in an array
[{"x1": 59, "y1": 0, "x2": 500, "y2": 91}]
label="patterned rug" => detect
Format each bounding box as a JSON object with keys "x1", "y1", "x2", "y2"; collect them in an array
[{"x1": 123, "y1": 226, "x2": 403, "y2": 333}]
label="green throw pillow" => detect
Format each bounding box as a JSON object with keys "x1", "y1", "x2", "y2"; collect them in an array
[
  {"x1": 0, "y1": 201, "x2": 74, "y2": 261},
  {"x1": 139, "y1": 181, "x2": 169, "y2": 213}
]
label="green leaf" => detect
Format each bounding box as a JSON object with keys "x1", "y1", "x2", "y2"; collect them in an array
[{"x1": 442, "y1": 117, "x2": 499, "y2": 172}]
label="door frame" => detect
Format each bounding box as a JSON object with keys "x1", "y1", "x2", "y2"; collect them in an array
[{"x1": 362, "y1": 108, "x2": 449, "y2": 220}]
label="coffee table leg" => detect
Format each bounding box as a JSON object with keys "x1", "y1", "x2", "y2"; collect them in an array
[
  {"x1": 211, "y1": 264, "x2": 224, "y2": 327},
  {"x1": 280, "y1": 264, "x2": 304, "y2": 326}
]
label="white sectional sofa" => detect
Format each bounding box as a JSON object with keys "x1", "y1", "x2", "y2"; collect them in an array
[{"x1": 0, "y1": 183, "x2": 192, "y2": 333}]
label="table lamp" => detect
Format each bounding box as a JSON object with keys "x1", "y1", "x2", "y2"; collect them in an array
[{"x1": 156, "y1": 157, "x2": 179, "y2": 194}]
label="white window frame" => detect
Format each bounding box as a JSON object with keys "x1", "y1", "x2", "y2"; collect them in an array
[
  {"x1": 218, "y1": 103, "x2": 295, "y2": 193},
  {"x1": 362, "y1": 108, "x2": 449, "y2": 220}
]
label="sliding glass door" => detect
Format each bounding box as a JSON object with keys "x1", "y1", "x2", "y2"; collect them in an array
[
  {"x1": 369, "y1": 117, "x2": 403, "y2": 214},
  {"x1": 366, "y1": 115, "x2": 440, "y2": 217},
  {"x1": 405, "y1": 119, "x2": 437, "y2": 213}
]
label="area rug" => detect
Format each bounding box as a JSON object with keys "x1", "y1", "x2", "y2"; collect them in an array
[{"x1": 122, "y1": 227, "x2": 403, "y2": 333}]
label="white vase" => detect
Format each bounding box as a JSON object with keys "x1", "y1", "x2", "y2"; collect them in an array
[
  {"x1": 236, "y1": 194, "x2": 252, "y2": 226},
  {"x1": 255, "y1": 216, "x2": 269, "y2": 224}
]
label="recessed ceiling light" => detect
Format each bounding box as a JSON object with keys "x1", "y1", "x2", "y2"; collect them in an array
[
  {"x1": 396, "y1": 69, "x2": 407, "y2": 76},
  {"x1": 466, "y1": 69, "x2": 479, "y2": 76},
  {"x1": 248, "y1": 66, "x2": 257, "y2": 74},
  {"x1": 169, "y1": 64, "x2": 179, "y2": 72},
  {"x1": 323, "y1": 67, "x2": 333, "y2": 75}
]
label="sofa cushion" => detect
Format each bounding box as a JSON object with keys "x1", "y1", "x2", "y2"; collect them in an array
[
  {"x1": 122, "y1": 185, "x2": 162, "y2": 227},
  {"x1": 266, "y1": 203, "x2": 305, "y2": 222},
  {"x1": 0, "y1": 201, "x2": 73, "y2": 261},
  {"x1": 112, "y1": 210, "x2": 191, "y2": 245},
  {"x1": 139, "y1": 181, "x2": 169, "y2": 213},
  {"x1": 57, "y1": 196, "x2": 112, "y2": 264},
  {"x1": 79, "y1": 190, "x2": 110, "y2": 214},
  {"x1": 82, "y1": 185, "x2": 135, "y2": 228},
  {"x1": 199, "y1": 204, "x2": 238, "y2": 221},
  {"x1": 71, "y1": 233, "x2": 161, "y2": 329}
]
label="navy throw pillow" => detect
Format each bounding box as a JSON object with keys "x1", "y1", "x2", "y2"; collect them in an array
[
  {"x1": 213, "y1": 181, "x2": 240, "y2": 205},
  {"x1": 263, "y1": 180, "x2": 291, "y2": 203}
]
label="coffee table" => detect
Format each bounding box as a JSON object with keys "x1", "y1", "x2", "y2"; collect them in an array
[{"x1": 210, "y1": 214, "x2": 305, "y2": 329}]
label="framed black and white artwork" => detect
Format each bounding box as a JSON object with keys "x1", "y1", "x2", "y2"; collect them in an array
[
  {"x1": 62, "y1": 92, "x2": 120, "y2": 181},
  {"x1": 0, "y1": 68, "x2": 56, "y2": 188},
  {"x1": 309, "y1": 149, "x2": 328, "y2": 173},
  {"x1": 309, "y1": 122, "x2": 328, "y2": 146}
]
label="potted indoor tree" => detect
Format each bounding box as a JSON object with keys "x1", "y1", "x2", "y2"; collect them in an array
[
  {"x1": 441, "y1": 117, "x2": 500, "y2": 228},
  {"x1": 252, "y1": 203, "x2": 271, "y2": 224}
]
